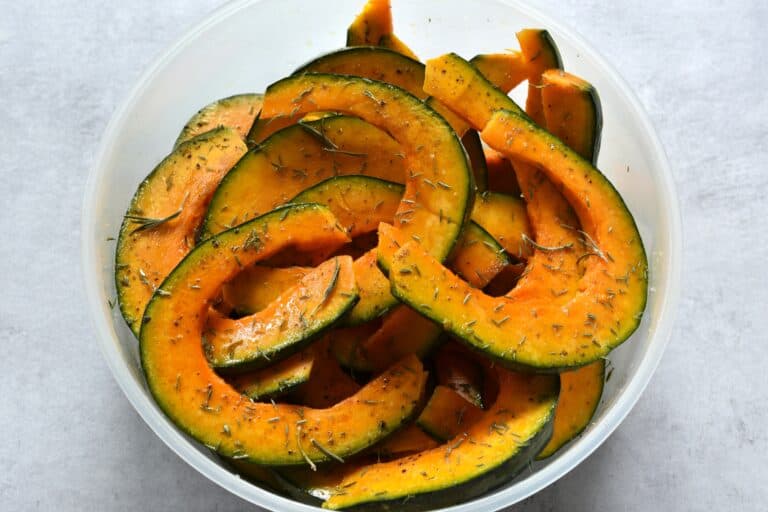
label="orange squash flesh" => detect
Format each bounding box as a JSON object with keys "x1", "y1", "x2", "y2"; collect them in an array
[
  {"x1": 221, "y1": 265, "x2": 311, "y2": 317},
  {"x1": 471, "y1": 191, "x2": 532, "y2": 260},
  {"x1": 538, "y1": 360, "x2": 604, "y2": 458},
  {"x1": 470, "y1": 52, "x2": 528, "y2": 94},
  {"x1": 346, "y1": 0, "x2": 418, "y2": 59},
  {"x1": 228, "y1": 348, "x2": 315, "y2": 400},
  {"x1": 204, "y1": 256, "x2": 358, "y2": 372},
  {"x1": 517, "y1": 29, "x2": 563, "y2": 126},
  {"x1": 290, "y1": 339, "x2": 362, "y2": 408},
  {"x1": 140, "y1": 204, "x2": 428, "y2": 465},
  {"x1": 321, "y1": 368, "x2": 558, "y2": 509},
  {"x1": 116, "y1": 127, "x2": 247, "y2": 335},
  {"x1": 434, "y1": 347, "x2": 485, "y2": 408},
  {"x1": 416, "y1": 385, "x2": 484, "y2": 442},
  {"x1": 175, "y1": 93, "x2": 263, "y2": 147},
  {"x1": 371, "y1": 423, "x2": 440, "y2": 458}
]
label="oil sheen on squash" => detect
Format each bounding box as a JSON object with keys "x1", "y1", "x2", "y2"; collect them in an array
[
  {"x1": 116, "y1": 127, "x2": 247, "y2": 336},
  {"x1": 140, "y1": 204, "x2": 427, "y2": 465}
]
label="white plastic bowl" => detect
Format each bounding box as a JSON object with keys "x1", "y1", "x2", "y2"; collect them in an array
[{"x1": 81, "y1": 0, "x2": 681, "y2": 510}]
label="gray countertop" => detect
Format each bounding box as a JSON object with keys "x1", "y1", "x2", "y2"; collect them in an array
[{"x1": 1, "y1": 1, "x2": 766, "y2": 510}]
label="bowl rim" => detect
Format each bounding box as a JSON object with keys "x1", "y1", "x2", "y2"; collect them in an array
[{"x1": 81, "y1": 0, "x2": 682, "y2": 510}]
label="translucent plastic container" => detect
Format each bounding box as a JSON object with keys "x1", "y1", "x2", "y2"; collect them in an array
[{"x1": 81, "y1": 1, "x2": 682, "y2": 510}]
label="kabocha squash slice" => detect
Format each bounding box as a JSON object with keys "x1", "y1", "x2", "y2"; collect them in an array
[
  {"x1": 370, "y1": 423, "x2": 439, "y2": 458},
  {"x1": 228, "y1": 349, "x2": 315, "y2": 400},
  {"x1": 260, "y1": 73, "x2": 473, "y2": 317},
  {"x1": 389, "y1": 53, "x2": 647, "y2": 370},
  {"x1": 204, "y1": 256, "x2": 358, "y2": 373},
  {"x1": 221, "y1": 265, "x2": 311, "y2": 317},
  {"x1": 175, "y1": 93, "x2": 263, "y2": 148},
  {"x1": 538, "y1": 360, "x2": 604, "y2": 458},
  {"x1": 290, "y1": 338, "x2": 362, "y2": 408},
  {"x1": 346, "y1": 0, "x2": 418, "y2": 59},
  {"x1": 116, "y1": 127, "x2": 248, "y2": 336},
  {"x1": 140, "y1": 204, "x2": 428, "y2": 465},
  {"x1": 416, "y1": 385, "x2": 484, "y2": 442},
  {"x1": 202, "y1": 116, "x2": 406, "y2": 240},
  {"x1": 284, "y1": 367, "x2": 559, "y2": 509},
  {"x1": 434, "y1": 346, "x2": 486, "y2": 408},
  {"x1": 517, "y1": 29, "x2": 563, "y2": 126},
  {"x1": 541, "y1": 69, "x2": 603, "y2": 164},
  {"x1": 462, "y1": 130, "x2": 489, "y2": 192},
  {"x1": 471, "y1": 191, "x2": 532, "y2": 260},
  {"x1": 469, "y1": 52, "x2": 528, "y2": 94},
  {"x1": 535, "y1": 69, "x2": 605, "y2": 457}
]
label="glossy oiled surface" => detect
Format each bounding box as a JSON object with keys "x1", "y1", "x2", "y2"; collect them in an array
[{"x1": 6, "y1": 1, "x2": 765, "y2": 511}]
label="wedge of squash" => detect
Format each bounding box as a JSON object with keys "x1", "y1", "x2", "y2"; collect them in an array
[
  {"x1": 517, "y1": 29, "x2": 563, "y2": 126},
  {"x1": 204, "y1": 256, "x2": 358, "y2": 373},
  {"x1": 228, "y1": 349, "x2": 315, "y2": 400},
  {"x1": 416, "y1": 385, "x2": 484, "y2": 442},
  {"x1": 202, "y1": 116, "x2": 405, "y2": 239},
  {"x1": 116, "y1": 127, "x2": 248, "y2": 335},
  {"x1": 290, "y1": 339, "x2": 362, "y2": 408},
  {"x1": 175, "y1": 93, "x2": 263, "y2": 147},
  {"x1": 140, "y1": 204, "x2": 427, "y2": 465},
  {"x1": 346, "y1": 0, "x2": 418, "y2": 59},
  {"x1": 396, "y1": 53, "x2": 647, "y2": 369},
  {"x1": 297, "y1": 368, "x2": 559, "y2": 509},
  {"x1": 462, "y1": 130, "x2": 489, "y2": 192},
  {"x1": 371, "y1": 423, "x2": 439, "y2": 459},
  {"x1": 434, "y1": 346, "x2": 486, "y2": 408},
  {"x1": 221, "y1": 265, "x2": 311, "y2": 317},
  {"x1": 484, "y1": 149, "x2": 521, "y2": 196},
  {"x1": 471, "y1": 191, "x2": 532, "y2": 260},
  {"x1": 541, "y1": 69, "x2": 603, "y2": 164},
  {"x1": 469, "y1": 52, "x2": 528, "y2": 94}
]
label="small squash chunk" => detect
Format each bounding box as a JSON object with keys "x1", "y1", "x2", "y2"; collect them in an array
[
  {"x1": 204, "y1": 256, "x2": 358, "y2": 373},
  {"x1": 447, "y1": 221, "x2": 509, "y2": 289},
  {"x1": 462, "y1": 130, "x2": 489, "y2": 192},
  {"x1": 291, "y1": 176, "x2": 403, "y2": 239},
  {"x1": 140, "y1": 204, "x2": 427, "y2": 465},
  {"x1": 469, "y1": 52, "x2": 528, "y2": 94},
  {"x1": 434, "y1": 347, "x2": 485, "y2": 408},
  {"x1": 517, "y1": 29, "x2": 563, "y2": 126},
  {"x1": 228, "y1": 349, "x2": 315, "y2": 400},
  {"x1": 221, "y1": 265, "x2": 311, "y2": 317},
  {"x1": 541, "y1": 69, "x2": 603, "y2": 165},
  {"x1": 174, "y1": 93, "x2": 263, "y2": 147},
  {"x1": 296, "y1": 46, "x2": 425, "y2": 99},
  {"x1": 262, "y1": 73, "x2": 473, "y2": 289},
  {"x1": 371, "y1": 423, "x2": 440, "y2": 459},
  {"x1": 202, "y1": 116, "x2": 405, "y2": 240},
  {"x1": 321, "y1": 368, "x2": 559, "y2": 510},
  {"x1": 472, "y1": 191, "x2": 532, "y2": 260},
  {"x1": 485, "y1": 149, "x2": 522, "y2": 196},
  {"x1": 290, "y1": 340, "x2": 361, "y2": 408},
  {"x1": 346, "y1": 0, "x2": 418, "y2": 59},
  {"x1": 416, "y1": 386, "x2": 484, "y2": 442},
  {"x1": 538, "y1": 360, "x2": 605, "y2": 459},
  {"x1": 116, "y1": 127, "x2": 247, "y2": 335}
]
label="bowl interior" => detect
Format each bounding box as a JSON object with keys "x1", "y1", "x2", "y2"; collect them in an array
[{"x1": 82, "y1": 0, "x2": 681, "y2": 510}]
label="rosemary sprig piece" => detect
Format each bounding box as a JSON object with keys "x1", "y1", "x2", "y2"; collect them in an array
[
  {"x1": 298, "y1": 120, "x2": 367, "y2": 157},
  {"x1": 521, "y1": 233, "x2": 573, "y2": 253},
  {"x1": 311, "y1": 438, "x2": 345, "y2": 463},
  {"x1": 126, "y1": 193, "x2": 188, "y2": 234}
]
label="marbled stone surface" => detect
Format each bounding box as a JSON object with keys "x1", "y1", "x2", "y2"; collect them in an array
[{"x1": 1, "y1": 1, "x2": 766, "y2": 510}]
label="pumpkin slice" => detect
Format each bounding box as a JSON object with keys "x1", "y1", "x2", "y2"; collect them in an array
[
  {"x1": 202, "y1": 116, "x2": 405, "y2": 240},
  {"x1": 542, "y1": 69, "x2": 603, "y2": 164},
  {"x1": 517, "y1": 28, "x2": 563, "y2": 126},
  {"x1": 485, "y1": 149, "x2": 521, "y2": 196},
  {"x1": 221, "y1": 265, "x2": 311, "y2": 317},
  {"x1": 462, "y1": 130, "x2": 489, "y2": 192},
  {"x1": 261, "y1": 73, "x2": 473, "y2": 313},
  {"x1": 318, "y1": 368, "x2": 559, "y2": 509},
  {"x1": 204, "y1": 256, "x2": 358, "y2": 373},
  {"x1": 416, "y1": 385, "x2": 484, "y2": 442},
  {"x1": 434, "y1": 347, "x2": 485, "y2": 408},
  {"x1": 290, "y1": 338, "x2": 362, "y2": 408},
  {"x1": 472, "y1": 191, "x2": 532, "y2": 260},
  {"x1": 469, "y1": 52, "x2": 528, "y2": 94},
  {"x1": 538, "y1": 360, "x2": 604, "y2": 458},
  {"x1": 404, "y1": 53, "x2": 647, "y2": 369},
  {"x1": 291, "y1": 175, "x2": 403, "y2": 239},
  {"x1": 448, "y1": 221, "x2": 510, "y2": 288},
  {"x1": 140, "y1": 204, "x2": 427, "y2": 465},
  {"x1": 371, "y1": 423, "x2": 440, "y2": 458},
  {"x1": 228, "y1": 349, "x2": 315, "y2": 400},
  {"x1": 116, "y1": 127, "x2": 248, "y2": 335},
  {"x1": 174, "y1": 93, "x2": 263, "y2": 147},
  {"x1": 296, "y1": 46, "x2": 426, "y2": 99},
  {"x1": 346, "y1": 0, "x2": 418, "y2": 59}
]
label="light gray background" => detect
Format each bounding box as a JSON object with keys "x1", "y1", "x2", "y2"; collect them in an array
[{"x1": 1, "y1": 1, "x2": 766, "y2": 510}]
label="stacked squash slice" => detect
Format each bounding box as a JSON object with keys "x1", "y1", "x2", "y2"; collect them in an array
[{"x1": 114, "y1": 0, "x2": 646, "y2": 509}]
